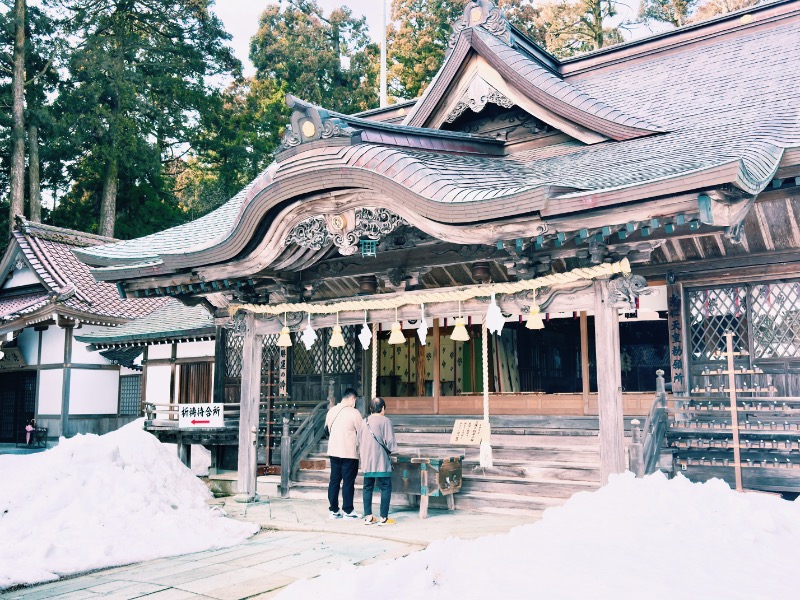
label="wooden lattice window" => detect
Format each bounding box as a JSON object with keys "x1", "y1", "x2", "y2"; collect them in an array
[
  {"x1": 688, "y1": 287, "x2": 749, "y2": 362},
  {"x1": 119, "y1": 375, "x2": 142, "y2": 416},
  {"x1": 750, "y1": 283, "x2": 800, "y2": 359}
]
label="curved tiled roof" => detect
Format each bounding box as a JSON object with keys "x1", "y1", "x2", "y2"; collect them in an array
[
  {"x1": 75, "y1": 300, "x2": 214, "y2": 347},
  {"x1": 0, "y1": 219, "x2": 168, "y2": 324},
  {"x1": 75, "y1": 5, "x2": 800, "y2": 280}
]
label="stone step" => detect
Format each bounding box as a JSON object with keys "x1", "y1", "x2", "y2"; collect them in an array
[{"x1": 284, "y1": 479, "x2": 557, "y2": 517}]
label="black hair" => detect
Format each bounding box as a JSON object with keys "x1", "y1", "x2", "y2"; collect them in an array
[
  {"x1": 343, "y1": 388, "x2": 358, "y2": 400},
  {"x1": 369, "y1": 397, "x2": 386, "y2": 414}
]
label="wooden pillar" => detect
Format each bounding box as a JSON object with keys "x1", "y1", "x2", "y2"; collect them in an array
[
  {"x1": 592, "y1": 279, "x2": 626, "y2": 484},
  {"x1": 237, "y1": 312, "x2": 262, "y2": 499},
  {"x1": 580, "y1": 311, "x2": 590, "y2": 415},
  {"x1": 177, "y1": 434, "x2": 192, "y2": 469},
  {"x1": 60, "y1": 324, "x2": 73, "y2": 438},
  {"x1": 432, "y1": 318, "x2": 441, "y2": 413},
  {"x1": 212, "y1": 326, "x2": 226, "y2": 403}
]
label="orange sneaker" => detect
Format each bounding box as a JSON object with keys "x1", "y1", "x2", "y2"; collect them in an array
[
  {"x1": 363, "y1": 515, "x2": 378, "y2": 525},
  {"x1": 378, "y1": 517, "x2": 396, "y2": 526}
]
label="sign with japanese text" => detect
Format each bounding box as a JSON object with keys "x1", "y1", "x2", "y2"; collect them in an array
[
  {"x1": 667, "y1": 284, "x2": 685, "y2": 393},
  {"x1": 178, "y1": 403, "x2": 223, "y2": 428},
  {"x1": 0, "y1": 347, "x2": 26, "y2": 370},
  {"x1": 449, "y1": 419, "x2": 487, "y2": 445}
]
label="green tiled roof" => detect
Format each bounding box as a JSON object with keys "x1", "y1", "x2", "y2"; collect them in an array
[{"x1": 74, "y1": 300, "x2": 215, "y2": 347}]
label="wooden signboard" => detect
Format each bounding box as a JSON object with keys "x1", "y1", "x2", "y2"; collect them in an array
[
  {"x1": 450, "y1": 419, "x2": 486, "y2": 445},
  {"x1": 0, "y1": 347, "x2": 26, "y2": 370},
  {"x1": 178, "y1": 403, "x2": 224, "y2": 428}
]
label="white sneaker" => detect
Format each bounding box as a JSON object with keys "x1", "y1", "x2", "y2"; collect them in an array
[
  {"x1": 342, "y1": 510, "x2": 361, "y2": 519},
  {"x1": 329, "y1": 510, "x2": 343, "y2": 519}
]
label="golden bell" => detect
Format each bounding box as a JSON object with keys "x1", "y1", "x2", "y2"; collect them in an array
[
  {"x1": 330, "y1": 324, "x2": 346, "y2": 348},
  {"x1": 526, "y1": 307, "x2": 545, "y2": 330},
  {"x1": 277, "y1": 326, "x2": 293, "y2": 347},
  {"x1": 388, "y1": 321, "x2": 405, "y2": 345},
  {"x1": 450, "y1": 317, "x2": 470, "y2": 341}
]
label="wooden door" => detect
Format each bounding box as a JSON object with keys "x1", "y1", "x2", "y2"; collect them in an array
[{"x1": 0, "y1": 372, "x2": 36, "y2": 443}]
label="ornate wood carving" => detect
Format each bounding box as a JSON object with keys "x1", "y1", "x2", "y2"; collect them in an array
[
  {"x1": 608, "y1": 274, "x2": 652, "y2": 310},
  {"x1": 279, "y1": 94, "x2": 359, "y2": 151},
  {"x1": 284, "y1": 207, "x2": 407, "y2": 256},
  {"x1": 445, "y1": 77, "x2": 514, "y2": 123},
  {"x1": 448, "y1": 0, "x2": 511, "y2": 53}
]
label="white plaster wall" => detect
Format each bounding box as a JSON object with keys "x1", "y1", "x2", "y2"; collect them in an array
[
  {"x1": 40, "y1": 326, "x2": 66, "y2": 365},
  {"x1": 70, "y1": 326, "x2": 115, "y2": 365},
  {"x1": 145, "y1": 364, "x2": 172, "y2": 405},
  {"x1": 69, "y1": 369, "x2": 119, "y2": 415},
  {"x1": 37, "y1": 369, "x2": 63, "y2": 415},
  {"x1": 147, "y1": 344, "x2": 173, "y2": 360},
  {"x1": 17, "y1": 327, "x2": 39, "y2": 366},
  {"x1": 639, "y1": 285, "x2": 668, "y2": 312},
  {"x1": 3, "y1": 266, "x2": 39, "y2": 289},
  {"x1": 176, "y1": 340, "x2": 215, "y2": 359}
]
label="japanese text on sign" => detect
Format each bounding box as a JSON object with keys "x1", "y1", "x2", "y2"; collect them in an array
[
  {"x1": 178, "y1": 403, "x2": 224, "y2": 428},
  {"x1": 450, "y1": 419, "x2": 486, "y2": 445}
]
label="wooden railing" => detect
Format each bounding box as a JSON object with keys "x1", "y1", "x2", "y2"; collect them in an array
[
  {"x1": 280, "y1": 400, "x2": 329, "y2": 497},
  {"x1": 630, "y1": 370, "x2": 671, "y2": 477}
]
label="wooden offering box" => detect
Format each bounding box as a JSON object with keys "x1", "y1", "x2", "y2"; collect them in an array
[{"x1": 391, "y1": 453, "x2": 464, "y2": 519}]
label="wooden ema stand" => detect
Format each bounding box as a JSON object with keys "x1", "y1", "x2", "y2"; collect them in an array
[{"x1": 724, "y1": 332, "x2": 744, "y2": 492}]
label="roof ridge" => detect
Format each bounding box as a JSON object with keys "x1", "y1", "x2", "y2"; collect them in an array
[{"x1": 16, "y1": 216, "x2": 119, "y2": 247}]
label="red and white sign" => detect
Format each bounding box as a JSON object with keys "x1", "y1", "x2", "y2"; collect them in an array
[{"x1": 178, "y1": 403, "x2": 224, "y2": 428}]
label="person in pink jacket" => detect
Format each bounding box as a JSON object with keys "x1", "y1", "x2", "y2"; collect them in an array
[{"x1": 325, "y1": 388, "x2": 363, "y2": 519}]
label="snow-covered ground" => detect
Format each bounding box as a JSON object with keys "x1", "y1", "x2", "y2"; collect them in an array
[
  {"x1": 0, "y1": 420, "x2": 258, "y2": 590},
  {"x1": 278, "y1": 472, "x2": 800, "y2": 600}
]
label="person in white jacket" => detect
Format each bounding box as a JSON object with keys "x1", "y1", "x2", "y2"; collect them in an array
[{"x1": 325, "y1": 388, "x2": 363, "y2": 519}]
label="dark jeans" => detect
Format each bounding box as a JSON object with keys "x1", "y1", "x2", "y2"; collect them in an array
[
  {"x1": 363, "y1": 475, "x2": 392, "y2": 519},
  {"x1": 328, "y1": 456, "x2": 359, "y2": 514}
]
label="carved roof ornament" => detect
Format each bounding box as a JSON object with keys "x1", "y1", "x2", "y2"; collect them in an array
[
  {"x1": 279, "y1": 94, "x2": 359, "y2": 151},
  {"x1": 609, "y1": 274, "x2": 653, "y2": 310},
  {"x1": 445, "y1": 76, "x2": 515, "y2": 123},
  {"x1": 448, "y1": 0, "x2": 511, "y2": 54},
  {"x1": 285, "y1": 208, "x2": 408, "y2": 256}
]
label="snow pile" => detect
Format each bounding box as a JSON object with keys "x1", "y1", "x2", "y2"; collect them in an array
[
  {"x1": 278, "y1": 472, "x2": 800, "y2": 600},
  {"x1": 163, "y1": 443, "x2": 212, "y2": 476},
  {"x1": 0, "y1": 420, "x2": 258, "y2": 590}
]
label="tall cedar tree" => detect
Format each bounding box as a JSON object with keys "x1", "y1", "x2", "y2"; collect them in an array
[
  {"x1": 249, "y1": 0, "x2": 379, "y2": 114},
  {"x1": 388, "y1": 0, "x2": 548, "y2": 100},
  {"x1": 386, "y1": 0, "x2": 623, "y2": 100},
  {"x1": 51, "y1": 0, "x2": 239, "y2": 238},
  {"x1": 0, "y1": 3, "x2": 59, "y2": 246},
  {"x1": 175, "y1": 78, "x2": 287, "y2": 217}
]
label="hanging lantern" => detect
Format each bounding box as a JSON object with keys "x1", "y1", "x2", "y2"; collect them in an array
[
  {"x1": 277, "y1": 326, "x2": 292, "y2": 347},
  {"x1": 526, "y1": 306, "x2": 545, "y2": 330},
  {"x1": 330, "y1": 325, "x2": 346, "y2": 348},
  {"x1": 416, "y1": 304, "x2": 428, "y2": 345},
  {"x1": 451, "y1": 317, "x2": 470, "y2": 341},
  {"x1": 388, "y1": 308, "x2": 405, "y2": 345},
  {"x1": 277, "y1": 312, "x2": 293, "y2": 347},
  {"x1": 301, "y1": 313, "x2": 317, "y2": 350},
  {"x1": 485, "y1": 293, "x2": 505, "y2": 335},
  {"x1": 450, "y1": 300, "x2": 470, "y2": 341},
  {"x1": 358, "y1": 311, "x2": 372, "y2": 349}
]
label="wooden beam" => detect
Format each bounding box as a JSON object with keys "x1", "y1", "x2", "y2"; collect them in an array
[
  {"x1": 580, "y1": 311, "x2": 590, "y2": 416},
  {"x1": 237, "y1": 313, "x2": 262, "y2": 498},
  {"x1": 211, "y1": 326, "x2": 226, "y2": 403},
  {"x1": 593, "y1": 280, "x2": 625, "y2": 484}
]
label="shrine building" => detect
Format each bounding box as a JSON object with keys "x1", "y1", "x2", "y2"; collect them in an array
[{"x1": 73, "y1": 0, "x2": 800, "y2": 504}]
